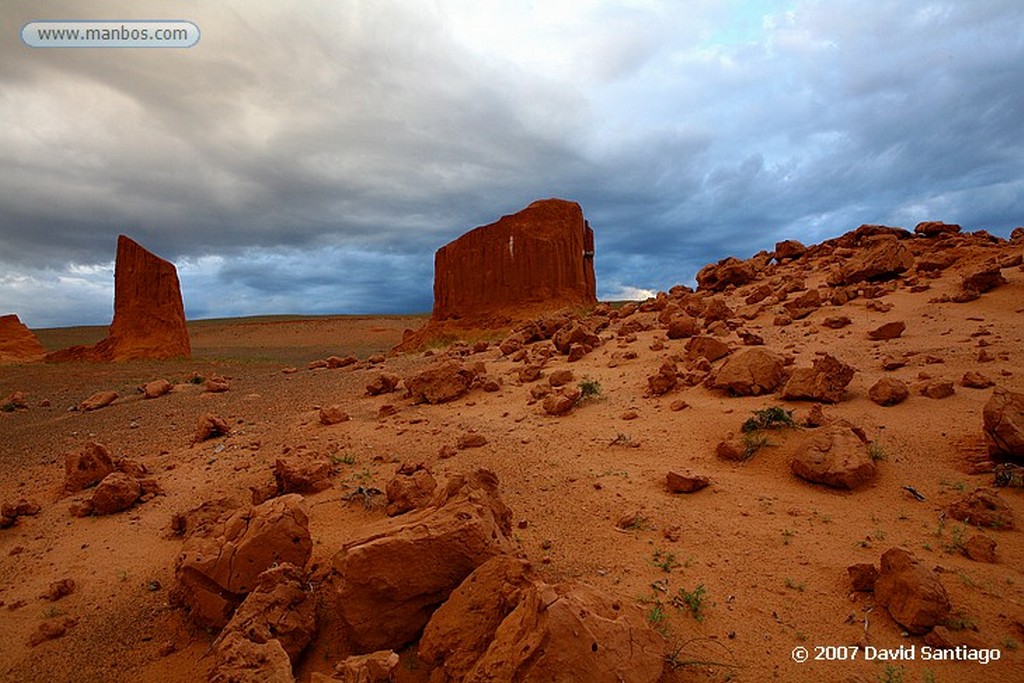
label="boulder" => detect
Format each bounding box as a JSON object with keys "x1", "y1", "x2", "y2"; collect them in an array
[
  {"x1": 920, "y1": 380, "x2": 954, "y2": 399},
  {"x1": 212, "y1": 563, "x2": 315, "y2": 663},
  {"x1": 781, "y1": 354, "x2": 855, "y2": 404},
  {"x1": 331, "y1": 470, "x2": 513, "y2": 652},
  {"x1": 869, "y1": 377, "x2": 910, "y2": 406},
  {"x1": 365, "y1": 373, "x2": 401, "y2": 396},
  {"x1": 982, "y1": 387, "x2": 1024, "y2": 459},
  {"x1": 833, "y1": 235, "x2": 914, "y2": 285},
  {"x1": 646, "y1": 361, "x2": 678, "y2": 396},
  {"x1": 431, "y1": 199, "x2": 596, "y2": 322},
  {"x1": 64, "y1": 442, "x2": 115, "y2": 493},
  {"x1": 696, "y1": 256, "x2": 756, "y2": 292},
  {"x1": 873, "y1": 547, "x2": 950, "y2": 634},
  {"x1": 552, "y1": 322, "x2": 600, "y2": 355},
  {"x1": 319, "y1": 405, "x2": 350, "y2": 426},
  {"x1": 77, "y1": 390, "x2": 118, "y2": 412},
  {"x1": 666, "y1": 315, "x2": 700, "y2": 340},
  {"x1": 961, "y1": 371, "x2": 993, "y2": 389},
  {"x1": 868, "y1": 321, "x2": 906, "y2": 340},
  {"x1": 332, "y1": 651, "x2": 400, "y2": 683},
  {"x1": 543, "y1": 390, "x2": 580, "y2": 416},
  {"x1": 709, "y1": 348, "x2": 785, "y2": 396},
  {"x1": 963, "y1": 535, "x2": 997, "y2": 563},
  {"x1": 790, "y1": 425, "x2": 876, "y2": 489},
  {"x1": 0, "y1": 314, "x2": 46, "y2": 363},
  {"x1": 783, "y1": 289, "x2": 822, "y2": 319},
  {"x1": 405, "y1": 361, "x2": 476, "y2": 404},
  {"x1": 420, "y1": 556, "x2": 663, "y2": 683},
  {"x1": 90, "y1": 472, "x2": 142, "y2": 515},
  {"x1": 195, "y1": 412, "x2": 231, "y2": 442},
  {"x1": 385, "y1": 462, "x2": 438, "y2": 516},
  {"x1": 274, "y1": 457, "x2": 333, "y2": 494},
  {"x1": 666, "y1": 471, "x2": 710, "y2": 493},
  {"x1": 174, "y1": 494, "x2": 312, "y2": 629},
  {"x1": 774, "y1": 239, "x2": 806, "y2": 260},
  {"x1": 548, "y1": 369, "x2": 574, "y2": 387},
  {"x1": 46, "y1": 235, "x2": 190, "y2": 361},
  {"x1": 914, "y1": 221, "x2": 960, "y2": 237},
  {"x1": 143, "y1": 379, "x2": 173, "y2": 399},
  {"x1": 961, "y1": 266, "x2": 1006, "y2": 295},
  {"x1": 684, "y1": 336, "x2": 731, "y2": 363},
  {"x1": 208, "y1": 632, "x2": 295, "y2": 683},
  {"x1": 946, "y1": 488, "x2": 1015, "y2": 529}
]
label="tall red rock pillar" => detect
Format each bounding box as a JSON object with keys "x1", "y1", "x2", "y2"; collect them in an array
[{"x1": 432, "y1": 198, "x2": 597, "y2": 321}]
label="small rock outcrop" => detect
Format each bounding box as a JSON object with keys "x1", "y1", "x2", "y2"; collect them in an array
[
  {"x1": 419, "y1": 556, "x2": 664, "y2": 683},
  {"x1": 832, "y1": 235, "x2": 914, "y2": 285},
  {"x1": 0, "y1": 314, "x2": 46, "y2": 363},
  {"x1": 174, "y1": 494, "x2": 312, "y2": 629},
  {"x1": 983, "y1": 387, "x2": 1024, "y2": 460},
  {"x1": 709, "y1": 348, "x2": 785, "y2": 396},
  {"x1": 781, "y1": 354, "x2": 855, "y2": 404},
  {"x1": 790, "y1": 425, "x2": 876, "y2": 489},
  {"x1": 46, "y1": 235, "x2": 190, "y2": 361},
  {"x1": 873, "y1": 547, "x2": 950, "y2": 634},
  {"x1": 331, "y1": 470, "x2": 513, "y2": 652}
]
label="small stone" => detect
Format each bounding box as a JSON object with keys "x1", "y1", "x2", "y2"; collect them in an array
[{"x1": 665, "y1": 471, "x2": 710, "y2": 494}]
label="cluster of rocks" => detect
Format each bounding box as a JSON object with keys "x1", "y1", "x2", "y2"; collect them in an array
[
  {"x1": 63, "y1": 442, "x2": 161, "y2": 517},
  {"x1": 169, "y1": 468, "x2": 662, "y2": 682}
]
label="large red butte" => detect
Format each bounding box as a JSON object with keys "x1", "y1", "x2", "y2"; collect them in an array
[{"x1": 431, "y1": 198, "x2": 596, "y2": 322}]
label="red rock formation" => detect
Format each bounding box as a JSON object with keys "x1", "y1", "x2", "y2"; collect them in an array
[
  {"x1": 0, "y1": 314, "x2": 46, "y2": 363},
  {"x1": 47, "y1": 235, "x2": 190, "y2": 361},
  {"x1": 433, "y1": 199, "x2": 596, "y2": 321}
]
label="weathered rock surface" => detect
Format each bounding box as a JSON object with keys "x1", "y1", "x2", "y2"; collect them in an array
[
  {"x1": 983, "y1": 387, "x2": 1024, "y2": 459},
  {"x1": 696, "y1": 256, "x2": 757, "y2": 291},
  {"x1": 46, "y1": 235, "x2": 190, "y2": 361},
  {"x1": 781, "y1": 354, "x2": 855, "y2": 403},
  {"x1": 143, "y1": 379, "x2": 173, "y2": 399},
  {"x1": 77, "y1": 390, "x2": 118, "y2": 412},
  {"x1": 832, "y1": 235, "x2": 914, "y2": 285},
  {"x1": 365, "y1": 373, "x2": 401, "y2": 396},
  {"x1": 209, "y1": 631, "x2": 295, "y2": 683},
  {"x1": 868, "y1": 321, "x2": 906, "y2": 340},
  {"x1": 274, "y1": 457, "x2": 333, "y2": 494},
  {"x1": 212, "y1": 563, "x2": 315, "y2": 663},
  {"x1": 64, "y1": 442, "x2": 115, "y2": 493},
  {"x1": 666, "y1": 470, "x2": 710, "y2": 493},
  {"x1": 419, "y1": 556, "x2": 664, "y2": 683},
  {"x1": 432, "y1": 199, "x2": 596, "y2": 322},
  {"x1": 873, "y1": 547, "x2": 950, "y2": 634},
  {"x1": 90, "y1": 472, "x2": 142, "y2": 515},
  {"x1": 385, "y1": 462, "x2": 437, "y2": 516},
  {"x1": 869, "y1": 377, "x2": 910, "y2": 406},
  {"x1": 0, "y1": 314, "x2": 46, "y2": 363},
  {"x1": 405, "y1": 361, "x2": 476, "y2": 404},
  {"x1": 709, "y1": 348, "x2": 785, "y2": 396},
  {"x1": 195, "y1": 413, "x2": 231, "y2": 442},
  {"x1": 319, "y1": 405, "x2": 350, "y2": 426},
  {"x1": 946, "y1": 488, "x2": 1015, "y2": 529},
  {"x1": 330, "y1": 651, "x2": 400, "y2": 683},
  {"x1": 790, "y1": 425, "x2": 876, "y2": 489},
  {"x1": 914, "y1": 221, "x2": 960, "y2": 237},
  {"x1": 331, "y1": 470, "x2": 513, "y2": 652},
  {"x1": 174, "y1": 494, "x2": 312, "y2": 629}
]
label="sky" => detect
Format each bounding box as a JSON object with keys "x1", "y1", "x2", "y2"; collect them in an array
[{"x1": 2, "y1": 0, "x2": 1022, "y2": 328}]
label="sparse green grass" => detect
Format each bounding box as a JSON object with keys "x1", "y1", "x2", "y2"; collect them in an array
[
  {"x1": 922, "y1": 670, "x2": 936, "y2": 683},
  {"x1": 578, "y1": 378, "x2": 602, "y2": 401},
  {"x1": 331, "y1": 453, "x2": 357, "y2": 466},
  {"x1": 873, "y1": 528, "x2": 887, "y2": 541},
  {"x1": 741, "y1": 406, "x2": 795, "y2": 432},
  {"x1": 43, "y1": 605, "x2": 62, "y2": 619},
  {"x1": 672, "y1": 584, "x2": 708, "y2": 622},
  {"x1": 742, "y1": 432, "x2": 770, "y2": 459},
  {"x1": 945, "y1": 610, "x2": 976, "y2": 631},
  {"x1": 622, "y1": 514, "x2": 653, "y2": 531},
  {"x1": 868, "y1": 442, "x2": 888, "y2": 461},
  {"x1": 652, "y1": 550, "x2": 679, "y2": 573},
  {"x1": 645, "y1": 602, "x2": 669, "y2": 636},
  {"x1": 942, "y1": 523, "x2": 968, "y2": 553},
  {"x1": 878, "y1": 664, "x2": 904, "y2": 683}
]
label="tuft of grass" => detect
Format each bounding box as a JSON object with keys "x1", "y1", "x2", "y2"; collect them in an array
[
  {"x1": 652, "y1": 550, "x2": 678, "y2": 573},
  {"x1": 578, "y1": 378, "x2": 602, "y2": 400},
  {"x1": 645, "y1": 602, "x2": 669, "y2": 636},
  {"x1": 672, "y1": 584, "x2": 708, "y2": 622},
  {"x1": 1004, "y1": 637, "x2": 1018, "y2": 651},
  {"x1": 331, "y1": 453, "x2": 357, "y2": 466},
  {"x1": 942, "y1": 523, "x2": 968, "y2": 553},
  {"x1": 741, "y1": 406, "x2": 795, "y2": 433},
  {"x1": 781, "y1": 528, "x2": 796, "y2": 545},
  {"x1": 945, "y1": 610, "x2": 976, "y2": 631},
  {"x1": 2, "y1": 402, "x2": 18, "y2": 413},
  {"x1": 868, "y1": 442, "x2": 888, "y2": 461},
  {"x1": 878, "y1": 664, "x2": 904, "y2": 683},
  {"x1": 742, "y1": 432, "x2": 770, "y2": 459},
  {"x1": 609, "y1": 432, "x2": 637, "y2": 447}
]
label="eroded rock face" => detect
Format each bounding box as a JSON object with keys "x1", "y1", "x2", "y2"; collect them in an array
[
  {"x1": 47, "y1": 236, "x2": 190, "y2": 361},
  {"x1": 212, "y1": 563, "x2": 315, "y2": 663},
  {"x1": 209, "y1": 632, "x2": 295, "y2": 683},
  {"x1": 91, "y1": 472, "x2": 142, "y2": 515},
  {"x1": 420, "y1": 556, "x2": 663, "y2": 683},
  {"x1": 710, "y1": 348, "x2": 785, "y2": 396},
  {"x1": 64, "y1": 442, "x2": 115, "y2": 493},
  {"x1": 983, "y1": 387, "x2": 1024, "y2": 459},
  {"x1": 832, "y1": 235, "x2": 914, "y2": 285},
  {"x1": 433, "y1": 199, "x2": 596, "y2": 322},
  {"x1": 174, "y1": 494, "x2": 312, "y2": 629},
  {"x1": 331, "y1": 470, "x2": 513, "y2": 652},
  {"x1": 0, "y1": 314, "x2": 46, "y2": 363},
  {"x1": 781, "y1": 354, "x2": 855, "y2": 404},
  {"x1": 874, "y1": 547, "x2": 950, "y2": 635},
  {"x1": 869, "y1": 377, "x2": 910, "y2": 406},
  {"x1": 405, "y1": 361, "x2": 476, "y2": 404},
  {"x1": 790, "y1": 425, "x2": 876, "y2": 489}
]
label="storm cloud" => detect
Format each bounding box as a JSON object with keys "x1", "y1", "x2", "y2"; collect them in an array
[{"x1": 2, "y1": 0, "x2": 1022, "y2": 327}]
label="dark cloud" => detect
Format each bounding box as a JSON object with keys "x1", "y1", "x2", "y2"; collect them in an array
[{"x1": 2, "y1": 1, "x2": 1022, "y2": 327}]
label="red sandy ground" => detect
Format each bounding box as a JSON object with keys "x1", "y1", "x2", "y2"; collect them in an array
[{"x1": 1, "y1": 258, "x2": 1023, "y2": 682}]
